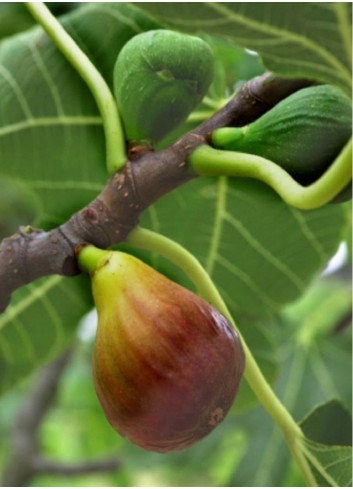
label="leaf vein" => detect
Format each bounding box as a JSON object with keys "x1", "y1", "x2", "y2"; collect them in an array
[
  {"x1": 28, "y1": 39, "x2": 65, "y2": 116},
  {"x1": 0, "y1": 65, "x2": 34, "y2": 119},
  {"x1": 27, "y1": 283, "x2": 64, "y2": 354},
  {"x1": 91, "y1": 5, "x2": 145, "y2": 33},
  {"x1": 216, "y1": 254, "x2": 280, "y2": 310},
  {"x1": 334, "y1": 3, "x2": 352, "y2": 66},
  {"x1": 0, "y1": 334, "x2": 15, "y2": 365},
  {"x1": 207, "y1": 2, "x2": 351, "y2": 85},
  {"x1": 289, "y1": 207, "x2": 326, "y2": 262},
  {"x1": 206, "y1": 176, "x2": 227, "y2": 276},
  {"x1": 15, "y1": 179, "x2": 104, "y2": 192},
  {"x1": 223, "y1": 211, "x2": 306, "y2": 293},
  {"x1": 302, "y1": 443, "x2": 345, "y2": 487},
  {"x1": 0, "y1": 116, "x2": 102, "y2": 137},
  {"x1": 0, "y1": 277, "x2": 63, "y2": 331},
  {"x1": 12, "y1": 316, "x2": 37, "y2": 365},
  {"x1": 324, "y1": 454, "x2": 353, "y2": 470}
]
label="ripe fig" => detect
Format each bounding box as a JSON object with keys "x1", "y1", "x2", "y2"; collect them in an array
[{"x1": 78, "y1": 246, "x2": 245, "y2": 453}]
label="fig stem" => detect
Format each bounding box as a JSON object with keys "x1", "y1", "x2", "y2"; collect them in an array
[
  {"x1": 189, "y1": 138, "x2": 352, "y2": 209},
  {"x1": 76, "y1": 245, "x2": 111, "y2": 275},
  {"x1": 126, "y1": 226, "x2": 317, "y2": 487},
  {"x1": 25, "y1": 2, "x2": 127, "y2": 174}
]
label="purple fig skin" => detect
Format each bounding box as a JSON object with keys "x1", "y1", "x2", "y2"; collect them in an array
[{"x1": 91, "y1": 251, "x2": 245, "y2": 453}]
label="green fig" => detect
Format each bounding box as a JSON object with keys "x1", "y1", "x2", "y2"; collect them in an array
[
  {"x1": 114, "y1": 29, "x2": 215, "y2": 147},
  {"x1": 212, "y1": 85, "x2": 352, "y2": 189},
  {"x1": 78, "y1": 246, "x2": 244, "y2": 453}
]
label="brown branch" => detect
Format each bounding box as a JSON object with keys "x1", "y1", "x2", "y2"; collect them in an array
[
  {"x1": 0, "y1": 73, "x2": 312, "y2": 312},
  {"x1": 2, "y1": 347, "x2": 122, "y2": 486},
  {"x1": 2, "y1": 349, "x2": 74, "y2": 487}
]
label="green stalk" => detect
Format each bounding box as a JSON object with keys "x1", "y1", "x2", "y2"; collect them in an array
[
  {"x1": 126, "y1": 226, "x2": 317, "y2": 487},
  {"x1": 25, "y1": 2, "x2": 127, "y2": 174},
  {"x1": 189, "y1": 139, "x2": 352, "y2": 210},
  {"x1": 77, "y1": 245, "x2": 112, "y2": 275}
]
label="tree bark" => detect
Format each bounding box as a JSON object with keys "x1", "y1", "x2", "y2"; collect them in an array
[{"x1": 0, "y1": 73, "x2": 312, "y2": 312}]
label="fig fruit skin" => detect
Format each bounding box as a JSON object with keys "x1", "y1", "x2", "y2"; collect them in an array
[
  {"x1": 114, "y1": 29, "x2": 215, "y2": 146},
  {"x1": 212, "y1": 85, "x2": 352, "y2": 187},
  {"x1": 88, "y1": 250, "x2": 245, "y2": 453}
]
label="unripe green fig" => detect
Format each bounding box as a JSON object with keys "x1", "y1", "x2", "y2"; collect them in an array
[
  {"x1": 114, "y1": 29, "x2": 215, "y2": 146},
  {"x1": 213, "y1": 85, "x2": 352, "y2": 188},
  {"x1": 78, "y1": 247, "x2": 244, "y2": 453}
]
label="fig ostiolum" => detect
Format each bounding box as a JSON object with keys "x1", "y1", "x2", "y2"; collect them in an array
[{"x1": 78, "y1": 247, "x2": 244, "y2": 453}]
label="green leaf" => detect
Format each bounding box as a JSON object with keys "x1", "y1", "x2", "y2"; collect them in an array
[
  {"x1": 0, "y1": 176, "x2": 39, "y2": 239},
  {"x1": 135, "y1": 2, "x2": 352, "y2": 96},
  {"x1": 303, "y1": 438, "x2": 352, "y2": 487},
  {"x1": 140, "y1": 177, "x2": 346, "y2": 316},
  {"x1": 204, "y1": 35, "x2": 264, "y2": 93},
  {"x1": 0, "y1": 3, "x2": 77, "y2": 41},
  {"x1": 281, "y1": 279, "x2": 352, "y2": 413},
  {"x1": 0, "y1": 3, "x2": 35, "y2": 40},
  {"x1": 226, "y1": 277, "x2": 352, "y2": 486},
  {"x1": 0, "y1": 3, "x2": 160, "y2": 225},
  {"x1": 0, "y1": 182, "x2": 95, "y2": 396},
  {"x1": 0, "y1": 274, "x2": 92, "y2": 395},
  {"x1": 300, "y1": 399, "x2": 352, "y2": 447},
  {"x1": 299, "y1": 400, "x2": 352, "y2": 487},
  {"x1": 231, "y1": 313, "x2": 280, "y2": 412}
]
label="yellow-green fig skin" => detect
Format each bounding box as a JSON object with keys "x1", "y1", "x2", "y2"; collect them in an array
[{"x1": 90, "y1": 251, "x2": 245, "y2": 453}]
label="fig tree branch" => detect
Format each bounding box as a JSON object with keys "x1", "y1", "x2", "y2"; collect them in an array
[
  {"x1": 2, "y1": 347, "x2": 122, "y2": 486},
  {"x1": 2, "y1": 349, "x2": 73, "y2": 486},
  {"x1": 0, "y1": 73, "x2": 312, "y2": 313}
]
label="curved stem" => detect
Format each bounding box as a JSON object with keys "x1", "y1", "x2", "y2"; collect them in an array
[
  {"x1": 189, "y1": 139, "x2": 352, "y2": 210},
  {"x1": 25, "y1": 2, "x2": 127, "y2": 174},
  {"x1": 126, "y1": 226, "x2": 316, "y2": 486}
]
